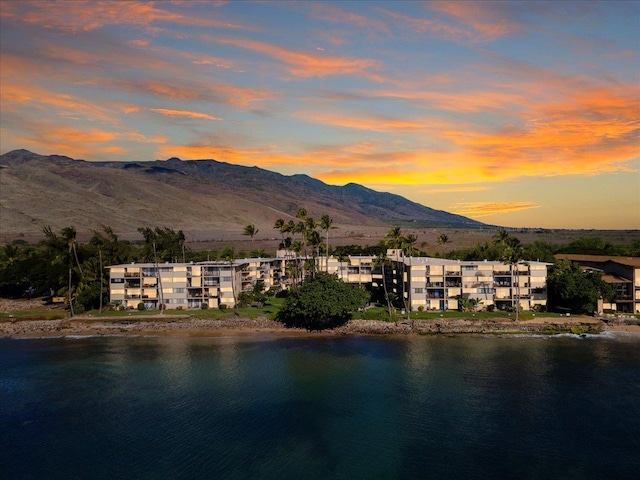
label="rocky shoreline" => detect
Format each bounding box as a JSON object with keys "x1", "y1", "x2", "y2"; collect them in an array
[{"x1": 2, "y1": 314, "x2": 639, "y2": 339}]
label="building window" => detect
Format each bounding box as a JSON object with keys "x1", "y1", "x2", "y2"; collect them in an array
[{"x1": 477, "y1": 287, "x2": 494, "y2": 294}]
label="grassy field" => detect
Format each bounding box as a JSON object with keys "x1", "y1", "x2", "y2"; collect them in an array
[{"x1": 1, "y1": 296, "x2": 585, "y2": 323}]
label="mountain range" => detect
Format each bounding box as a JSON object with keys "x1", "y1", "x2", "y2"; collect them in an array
[{"x1": 0, "y1": 149, "x2": 485, "y2": 240}]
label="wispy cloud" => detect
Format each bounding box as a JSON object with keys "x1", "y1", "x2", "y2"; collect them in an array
[
  {"x1": 426, "y1": 1, "x2": 523, "y2": 42},
  {"x1": 149, "y1": 109, "x2": 221, "y2": 121},
  {"x1": 1, "y1": 0, "x2": 248, "y2": 33},
  {"x1": 423, "y1": 186, "x2": 490, "y2": 194},
  {"x1": 450, "y1": 202, "x2": 541, "y2": 218},
  {"x1": 311, "y1": 3, "x2": 392, "y2": 37},
  {"x1": 204, "y1": 34, "x2": 384, "y2": 80}
]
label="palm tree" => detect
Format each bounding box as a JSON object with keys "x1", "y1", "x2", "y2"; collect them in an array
[
  {"x1": 274, "y1": 218, "x2": 285, "y2": 248},
  {"x1": 401, "y1": 234, "x2": 418, "y2": 256},
  {"x1": 61, "y1": 226, "x2": 84, "y2": 280},
  {"x1": 492, "y1": 229, "x2": 511, "y2": 247},
  {"x1": 306, "y1": 229, "x2": 322, "y2": 274},
  {"x1": 296, "y1": 208, "x2": 307, "y2": 220},
  {"x1": 494, "y1": 231, "x2": 523, "y2": 320},
  {"x1": 437, "y1": 233, "x2": 450, "y2": 254},
  {"x1": 60, "y1": 226, "x2": 84, "y2": 316},
  {"x1": 243, "y1": 224, "x2": 259, "y2": 243},
  {"x1": 373, "y1": 253, "x2": 393, "y2": 317},
  {"x1": 221, "y1": 246, "x2": 237, "y2": 307},
  {"x1": 319, "y1": 214, "x2": 337, "y2": 272},
  {"x1": 504, "y1": 241, "x2": 524, "y2": 321},
  {"x1": 385, "y1": 226, "x2": 414, "y2": 318},
  {"x1": 385, "y1": 226, "x2": 403, "y2": 250}
]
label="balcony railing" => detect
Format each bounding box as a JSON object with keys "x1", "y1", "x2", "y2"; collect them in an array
[{"x1": 187, "y1": 293, "x2": 209, "y2": 299}]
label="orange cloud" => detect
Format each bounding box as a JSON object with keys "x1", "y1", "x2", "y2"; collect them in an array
[
  {"x1": 204, "y1": 34, "x2": 383, "y2": 81},
  {"x1": 427, "y1": 1, "x2": 522, "y2": 41},
  {"x1": 423, "y1": 186, "x2": 490, "y2": 194},
  {"x1": 150, "y1": 108, "x2": 221, "y2": 121},
  {"x1": 450, "y1": 202, "x2": 541, "y2": 218},
  {"x1": 12, "y1": 125, "x2": 122, "y2": 159},
  {"x1": 311, "y1": 3, "x2": 392, "y2": 37},
  {"x1": 1, "y1": 79, "x2": 114, "y2": 124},
  {"x1": 116, "y1": 78, "x2": 277, "y2": 107},
  {"x1": 296, "y1": 111, "x2": 429, "y2": 133},
  {"x1": 2, "y1": 1, "x2": 247, "y2": 33},
  {"x1": 378, "y1": 7, "x2": 473, "y2": 42}
]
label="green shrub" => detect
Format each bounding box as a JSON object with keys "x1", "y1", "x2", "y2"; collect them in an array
[
  {"x1": 137, "y1": 302, "x2": 146, "y2": 311},
  {"x1": 219, "y1": 304, "x2": 228, "y2": 310},
  {"x1": 201, "y1": 303, "x2": 209, "y2": 309},
  {"x1": 277, "y1": 272, "x2": 370, "y2": 330}
]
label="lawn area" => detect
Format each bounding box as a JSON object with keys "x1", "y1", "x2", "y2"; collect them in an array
[{"x1": 1, "y1": 295, "x2": 578, "y2": 323}]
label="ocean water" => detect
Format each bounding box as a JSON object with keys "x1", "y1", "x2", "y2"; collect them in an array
[{"x1": 1, "y1": 334, "x2": 639, "y2": 480}]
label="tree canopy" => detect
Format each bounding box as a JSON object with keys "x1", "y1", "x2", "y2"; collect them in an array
[
  {"x1": 276, "y1": 272, "x2": 370, "y2": 330},
  {"x1": 547, "y1": 259, "x2": 615, "y2": 314}
]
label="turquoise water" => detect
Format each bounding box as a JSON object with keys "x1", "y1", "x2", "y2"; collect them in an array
[{"x1": 1, "y1": 334, "x2": 639, "y2": 479}]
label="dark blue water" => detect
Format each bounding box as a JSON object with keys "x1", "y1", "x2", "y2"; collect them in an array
[{"x1": 1, "y1": 334, "x2": 639, "y2": 480}]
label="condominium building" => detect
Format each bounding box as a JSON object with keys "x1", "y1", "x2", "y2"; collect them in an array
[
  {"x1": 108, "y1": 257, "x2": 285, "y2": 310},
  {"x1": 108, "y1": 252, "x2": 550, "y2": 312},
  {"x1": 395, "y1": 256, "x2": 550, "y2": 312}
]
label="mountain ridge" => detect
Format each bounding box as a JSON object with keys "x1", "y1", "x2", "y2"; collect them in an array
[{"x1": 0, "y1": 149, "x2": 486, "y2": 239}]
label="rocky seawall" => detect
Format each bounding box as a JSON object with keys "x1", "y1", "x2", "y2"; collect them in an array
[
  {"x1": 1, "y1": 315, "x2": 625, "y2": 339},
  {"x1": 335, "y1": 318, "x2": 605, "y2": 335}
]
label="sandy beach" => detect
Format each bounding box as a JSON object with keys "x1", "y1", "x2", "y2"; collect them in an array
[{"x1": 2, "y1": 314, "x2": 639, "y2": 339}]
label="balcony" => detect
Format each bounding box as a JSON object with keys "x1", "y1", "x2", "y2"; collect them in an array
[{"x1": 187, "y1": 293, "x2": 209, "y2": 299}]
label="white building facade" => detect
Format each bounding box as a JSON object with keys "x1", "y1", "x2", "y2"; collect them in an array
[{"x1": 108, "y1": 252, "x2": 549, "y2": 311}]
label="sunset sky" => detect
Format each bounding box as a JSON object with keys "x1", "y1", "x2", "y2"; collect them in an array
[{"x1": 1, "y1": 1, "x2": 638, "y2": 229}]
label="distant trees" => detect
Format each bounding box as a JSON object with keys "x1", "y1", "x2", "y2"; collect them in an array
[
  {"x1": 138, "y1": 226, "x2": 186, "y2": 262},
  {"x1": 276, "y1": 272, "x2": 369, "y2": 330}
]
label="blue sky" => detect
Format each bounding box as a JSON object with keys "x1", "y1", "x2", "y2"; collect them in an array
[{"x1": 1, "y1": 1, "x2": 638, "y2": 228}]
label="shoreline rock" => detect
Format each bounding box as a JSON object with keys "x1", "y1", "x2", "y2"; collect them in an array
[{"x1": 2, "y1": 315, "x2": 635, "y2": 339}]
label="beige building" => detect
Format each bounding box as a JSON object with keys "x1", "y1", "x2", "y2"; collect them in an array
[
  {"x1": 108, "y1": 252, "x2": 550, "y2": 312},
  {"x1": 394, "y1": 256, "x2": 550, "y2": 312},
  {"x1": 108, "y1": 257, "x2": 285, "y2": 310}
]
